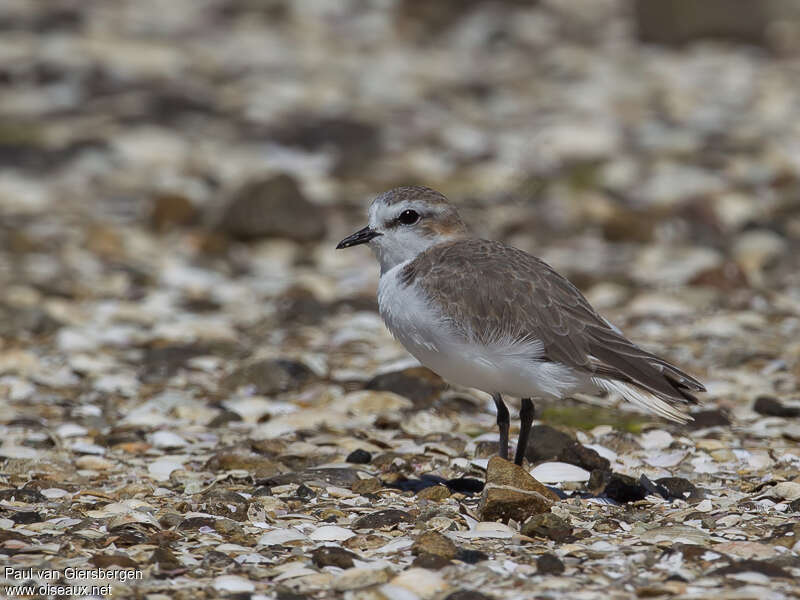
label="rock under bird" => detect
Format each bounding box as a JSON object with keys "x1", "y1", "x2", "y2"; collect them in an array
[{"x1": 337, "y1": 186, "x2": 705, "y2": 465}]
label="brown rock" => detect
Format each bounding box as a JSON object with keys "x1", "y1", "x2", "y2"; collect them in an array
[
  {"x1": 366, "y1": 366, "x2": 447, "y2": 408},
  {"x1": 485, "y1": 457, "x2": 560, "y2": 502},
  {"x1": 204, "y1": 451, "x2": 284, "y2": 478},
  {"x1": 417, "y1": 485, "x2": 451, "y2": 501},
  {"x1": 413, "y1": 553, "x2": 452, "y2": 569},
  {"x1": 91, "y1": 553, "x2": 139, "y2": 569},
  {"x1": 479, "y1": 485, "x2": 553, "y2": 523},
  {"x1": 352, "y1": 477, "x2": 382, "y2": 495},
  {"x1": 353, "y1": 509, "x2": 413, "y2": 530},
  {"x1": 412, "y1": 531, "x2": 458, "y2": 559},
  {"x1": 218, "y1": 173, "x2": 326, "y2": 241},
  {"x1": 633, "y1": 0, "x2": 769, "y2": 46},
  {"x1": 222, "y1": 358, "x2": 315, "y2": 396},
  {"x1": 312, "y1": 546, "x2": 358, "y2": 569},
  {"x1": 521, "y1": 513, "x2": 572, "y2": 542},
  {"x1": 151, "y1": 193, "x2": 197, "y2": 230}
]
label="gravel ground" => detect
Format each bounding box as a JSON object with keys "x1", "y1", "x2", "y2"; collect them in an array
[{"x1": 1, "y1": 1, "x2": 800, "y2": 599}]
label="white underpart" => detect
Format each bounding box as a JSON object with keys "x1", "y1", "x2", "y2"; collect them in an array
[
  {"x1": 379, "y1": 260, "x2": 691, "y2": 422},
  {"x1": 378, "y1": 261, "x2": 581, "y2": 400}
]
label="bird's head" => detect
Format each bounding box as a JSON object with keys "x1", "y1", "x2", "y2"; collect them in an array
[{"x1": 336, "y1": 186, "x2": 468, "y2": 273}]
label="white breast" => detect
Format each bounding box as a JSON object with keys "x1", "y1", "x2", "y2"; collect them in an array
[{"x1": 377, "y1": 262, "x2": 581, "y2": 399}]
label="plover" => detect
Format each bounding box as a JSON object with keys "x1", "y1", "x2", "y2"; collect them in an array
[{"x1": 337, "y1": 186, "x2": 705, "y2": 465}]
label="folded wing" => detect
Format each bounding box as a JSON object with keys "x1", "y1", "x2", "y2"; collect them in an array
[{"x1": 402, "y1": 239, "x2": 705, "y2": 421}]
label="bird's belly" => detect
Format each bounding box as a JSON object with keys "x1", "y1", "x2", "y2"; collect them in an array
[
  {"x1": 400, "y1": 337, "x2": 576, "y2": 398},
  {"x1": 378, "y1": 264, "x2": 580, "y2": 398}
]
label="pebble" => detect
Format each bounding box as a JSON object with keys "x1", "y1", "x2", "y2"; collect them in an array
[
  {"x1": 521, "y1": 513, "x2": 572, "y2": 542},
  {"x1": 346, "y1": 449, "x2": 373, "y2": 464},
  {"x1": 311, "y1": 546, "x2": 358, "y2": 569},
  {"x1": 353, "y1": 509, "x2": 413, "y2": 530},
  {"x1": 334, "y1": 567, "x2": 391, "y2": 591},
  {"x1": 412, "y1": 531, "x2": 458, "y2": 559},
  {"x1": 218, "y1": 173, "x2": 326, "y2": 242},
  {"x1": 536, "y1": 553, "x2": 565, "y2": 575}
]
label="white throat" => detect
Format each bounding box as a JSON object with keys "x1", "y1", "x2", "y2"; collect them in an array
[{"x1": 369, "y1": 231, "x2": 440, "y2": 274}]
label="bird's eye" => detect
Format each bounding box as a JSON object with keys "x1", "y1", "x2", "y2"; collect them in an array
[{"x1": 398, "y1": 209, "x2": 420, "y2": 225}]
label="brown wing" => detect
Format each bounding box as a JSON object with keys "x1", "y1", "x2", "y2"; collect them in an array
[{"x1": 401, "y1": 239, "x2": 705, "y2": 405}]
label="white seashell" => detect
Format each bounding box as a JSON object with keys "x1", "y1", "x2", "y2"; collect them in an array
[
  {"x1": 376, "y1": 537, "x2": 414, "y2": 554},
  {"x1": 212, "y1": 575, "x2": 255, "y2": 593},
  {"x1": 584, "y1": 444, "x2": 617, "y2": 462},
  {"x1": 644, "y1": 451, "x2": 687, "y2": 468},
  {"x1": 308, "y1": 526, "x2": 355, "y2": 541},
  {"x1": 639, "y1": 430, "x2": 673, "y2": 450},
  {"x1": 530, "y1": 461, "x2": 590, "y2": 483},
  {"x1": 258, "y1": 528, "x2": 306, "y2": 546},
  {"x1": 150, "y1": 430, "x2": 188, "y2": 449},
  {"x1": 758, "y1": 481, "x2": 800, "y2": 501},
  {"x1": 147, "y1": 456, "x2": 185, "y2": 481}
]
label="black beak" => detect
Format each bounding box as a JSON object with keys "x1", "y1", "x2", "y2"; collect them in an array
[{"x1": 336, "y1": 226, "x2": 381, "y2": 249}]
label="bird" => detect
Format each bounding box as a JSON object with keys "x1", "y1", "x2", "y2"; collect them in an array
[{"x1": 336, "y1": 186, "x2": 705, "y2": 466}]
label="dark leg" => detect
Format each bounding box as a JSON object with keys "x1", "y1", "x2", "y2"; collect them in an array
[
  {"x1": 492, "y1": 393, "x2": 509, "y2": 460},
  {"x1": 514, "y1": 398, "x2": 535, "y2": 466}
]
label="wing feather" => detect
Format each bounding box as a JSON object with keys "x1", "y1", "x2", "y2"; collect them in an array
[{"x1": 403, "y1": 239, "x2": 705, "y2": 413}]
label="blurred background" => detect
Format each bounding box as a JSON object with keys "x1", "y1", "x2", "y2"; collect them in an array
[
  {"x1": 2, "y1": 0, "x2": 800, "y2": 416},
  {"x1": 3, "y1": 4, "x2": 800, "y2": 593}
]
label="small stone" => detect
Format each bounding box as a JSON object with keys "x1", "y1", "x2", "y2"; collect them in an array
[
  {"x1": 687, "y1": 409, "x2": 730, "y2": 430},
  {"x1": 149, "y1": 547, "x2": 182, "y2": 571},
  {"x1": 413, "y1": 553, "x2": 452, "y2": 570},
  {"x1": 479, "y1": 457, "x2": 557, "y2": 523},
  {"x1": 521, "y1": 513, "x2": 572, "y2": 542},
  {"x1": 222, "y1": 358, "x2": 315, "y2": 395},
  {"x1": 366, "y1": 367, "x2": 447, "y2": 408},
  {"x1": 753, "y1": 396, "x2": 800, "y2": 418},
  {"x1": 602, "y1": 473, "x2": 649, "y2": 503},
  {"x1": 479, "y1": 486, "x2": 553, "y2": 524},
  {"x1": 261, "y1": 468, "x2": 362, "y2": 488},
  {"x1": 710, "y1": 559, "x2": 791, "y2": 579},
  {"x1": 334, "y1": 567, "x2": 390, "y2": 591},
  {"x1": 353, "y1": 509, "x2": 413, "y2": 530},
  {"x1": 352, "y1": 477, "x2": 382, "y2": 495},
  {"x1": 417, "y1": 485, "x2": 451, "y2": 501},
  {"x1": 456, "y1": 549, "x2": 489, "y2": 564},
  {"x1": 150, "y1": 193, "x2": 197, "y2": 230},
  {"x1": 524, "y1": 425, "x2": 573, "y2": 463},
  {"x1": 412, "y1": 531, "x2": 458, "y2": 559},
  {"x1": 218, "y1": 173, "x2": 326, "y2": 241},
  {"x1": 205, "y1": 451, "x2": 283, "y2": 478},
  {"x1": 656, "y1": 477, "x2": 701, "y2": 500},
  {"x1": 485, "y1": 457, "x2": 560, "y2": 500},
  {"x1": 269, "y1": 114, "x2": 380, "y2": 175},
  {"x1": 557, "y1": 442, "x2": 610, "y2": 472},
  {"x1": 634, "y1": 0, "x2": 769, "y2": 46},
  {"x1": 311, "y1": 546, "x2": 358, "y2": 569},
  {"x1": 537, "y1": 553, "x2": 565, "y2": 575},
  {"x1": 346, "y1": 449, "x2": 372, "y2": 464}
]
